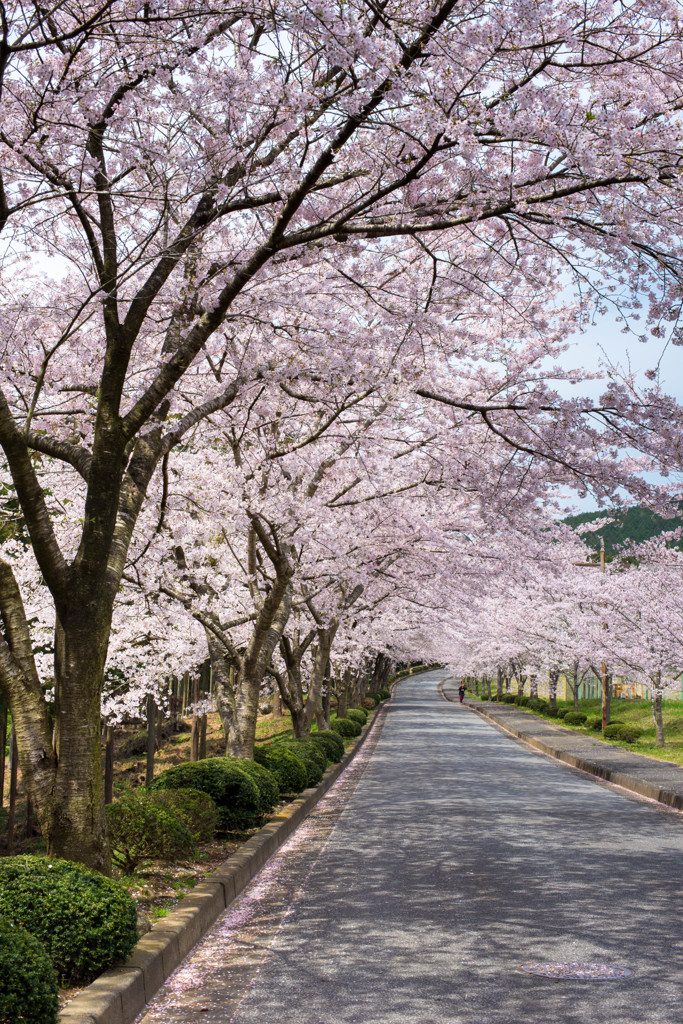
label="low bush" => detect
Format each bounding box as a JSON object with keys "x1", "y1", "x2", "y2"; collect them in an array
[
  {"x1": 310, "y1": 729, "x2": 345, "y2": 763},
  {"x1": 378, "y1": 689, "x2": 390, "y2": 700},
  {"x1": 501, "y1": 694, "x2": 516, "y2": 704},
  {"x1": 603, "y1": 722, "x2": 624, "y2": 739},
  {"x1": 563, "y1": 711, "x2": 588, "y2": 725},
  {"x1": 618, "y1": 725, "x2": 643, "y2": 743},
  {"x1": 0, "y1": 856, "x2": 137, "y2": 985},
  {"x1": 0, "y1": 920, "x2": 59, "y2": 1024},
  {"x1": 107, "y1": 792, "x2": 196, "y2": 873},
  {"x1": 346, "y1": 708, "x2": 368, "y2": 726},
  {"x1": 527, "y1": 698, "x2": 548, "y2": 713},
  {"x1": 365, "y1": 691, "x2": 381, "y2": 704},
  {"x1": 146, "y1": 787, "x2": 218, "y2": 842},
  {"x1": 152, "y1": 758, "x2": 262, "y2": 832},
  {"x1": 556, "y1": 708, "x2": 569, "y2": 718},
  {"x1": 545, "y1": 706, "x2": 560, "y2": 717},
  {"x1": 279, "y1": 740, "x2": 325, "y2": 786},
  {"x1": 604, "y1": 722, "x2": 641, "y2": 742},
  {"x1": 330, "y1": 716, "x2": 362, "y2": 738},
  {"x1": 253, "y1": 745, "x2": 308, "y2": 795},
  {"x1": 588, "y1": 717, "x2": 603, "y2": 731},
  {"x1": 230, "y1": 759, "x2": 280, "y2": 813}
]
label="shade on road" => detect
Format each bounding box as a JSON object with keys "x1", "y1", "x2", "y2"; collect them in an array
[{"x1": 138, "y1": 668, "x2": 683, "y2": 1024}]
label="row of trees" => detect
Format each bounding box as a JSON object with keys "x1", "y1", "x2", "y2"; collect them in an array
[
  {"x1": 1, "y1": 0, "x2": 683, "y2": 871},
  {"x1": 450, "y1": 529, "x2": 683, "y2": 743}
]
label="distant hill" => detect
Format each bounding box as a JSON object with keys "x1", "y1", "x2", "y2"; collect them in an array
[{"x1": 564, "y1": 505, "x2": 683, "y2": 557}]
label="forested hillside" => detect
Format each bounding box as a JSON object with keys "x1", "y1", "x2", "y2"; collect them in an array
[{"x1": 565, "y1": 506, "x2": 683, "y2": 557}]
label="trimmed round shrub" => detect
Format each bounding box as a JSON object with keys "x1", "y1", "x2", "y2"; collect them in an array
[
  {"x1": 501, "y1": 694, "x2": 516, "y2": 704},
  {"x1": 588, "y1": 716, "x2": 603, "y2": 731},
  {"x1": 365, "y1": 691, "x2": 381, "y2": 705},
  {"x1": 378, "y1": 689, "x2": 390, "y2": 700},
  {"x1": 527, "y1": 698, "x2": 548, "y2": 713},
  {"x1": 0, "y1": 920, "x2": 59, "y2": 1024},
  {"x1": 146, "y1": 787, "x2": 218, "y2": 842},
  {"x1": 563, "y1": 711, "x2": 588, "y2": 725},
  {"x1": 279, "y1": 740, "x2": 325, "y2": 786},
  {"x1": 556, "y1": 708, "x2": 570, "y2": 718},
  {"x1": 604, "y1": 722, "x2": 641, "y2": 742},
  {"x1": 603, "y1": 722, "x2": 624, "y2": 739},
  {"x1": 230, "y1": 759, "x2": 280, "y2": 813},
  {"x1": 253, "y1": 745, "x2": 308, "y2": 795},
  {"x1": 330, "y1": 716, "x2": 362, "y2": 738},
  {"x1": 153, "y1": 758, "x2": 262, "y2": 832},
  {"x1": 618, "y1": 725, "x2": 643, "y2": 743},
  {"x1": 346, "y1": 708, "x2": 367, "y2": 726},
  {"x1": 362, "y1": 697, "x2": 377, "y2": 710},
  {"x1": 311, "y1": 729, "x2": 345, "y2": 763},
  {"x1": 0, "y1": 856, "x2": 138, "y2": 986},
  {"x1": 106, "y1": 792, "x2": 196, "y2": 873}
]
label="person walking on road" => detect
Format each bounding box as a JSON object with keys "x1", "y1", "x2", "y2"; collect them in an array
[{"x1": 458, "y1": 683, "x2": 466, "y2": 703}]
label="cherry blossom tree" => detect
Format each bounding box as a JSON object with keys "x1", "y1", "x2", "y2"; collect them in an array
[{"x1": 3, "y1": 0, "x2": 683, "y2": 870}]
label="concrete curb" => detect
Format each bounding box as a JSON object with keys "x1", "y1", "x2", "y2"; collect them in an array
[
  {"x1": 439, "y1": 682, "x2": 683, "y2": 813},
  {"x1": 59, "y1": 707, "x2": 386, "y2": 1024}
]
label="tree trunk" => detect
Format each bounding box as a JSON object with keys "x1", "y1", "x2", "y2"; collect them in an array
[
  {"x1": 190, "y1": 675, "x2": 201, "y2": 761},
  {"x1": 43, "y1": 609, "x2": 113, "y2": 872},
  {"x1": 651, "y1": 682, "x2": 665, "y2": 747},
  {"x1": 206, "y1": 632, "x2": 236, "y2": 745},
  {"x1": 227, "y1": 582, "x2": 293, "y2": 759},
  {"x1": 529, "y1": 675, "x2": 538, "y2": 698},
  {"x1": 548, "y1": 669, "x2": 558, "y2": 709},
  {"x1": 0, "y1": 697, "x2": 6, "y2": 807},
  {"x1": 104, "y1": 725, "x2": 115, "y2": 805},
  {"x1": 7, "y1": 725, "x2": 17, "y2": 853},
  {"x1": 145, "y1": 694, "x2": 157, "y2": 785}
]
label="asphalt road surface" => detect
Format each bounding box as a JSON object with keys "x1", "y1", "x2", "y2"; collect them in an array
[{"x1": 138, "y1": 668, "x2": 683, "y2": 1024}]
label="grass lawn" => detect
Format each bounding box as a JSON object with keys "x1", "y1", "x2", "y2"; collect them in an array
[{"x1": 473, "y1": 692, "x2": 683, "y2": 766}]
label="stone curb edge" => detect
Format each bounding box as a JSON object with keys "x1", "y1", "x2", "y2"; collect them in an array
[
  {"x1": 58, "y1": 706, "x2": 387, "y2": 1024},
  {"x1": 439, "y1": 681, "x2": 683, "y2": 813}
]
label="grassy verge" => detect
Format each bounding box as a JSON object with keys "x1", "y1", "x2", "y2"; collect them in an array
[{"x1": 470, "y1": 693, "x2": 683, "y2": 766}]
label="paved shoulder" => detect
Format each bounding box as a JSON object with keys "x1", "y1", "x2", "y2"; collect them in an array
[{"x1": 451, "y1": 686, "x2": 683, "y2": 811}]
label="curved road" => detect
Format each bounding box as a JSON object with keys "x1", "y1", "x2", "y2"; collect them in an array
[{"x1": 138, "y1": 669, "x2": 683, "y2": 1024}]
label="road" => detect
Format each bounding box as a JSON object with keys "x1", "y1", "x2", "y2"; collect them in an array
[{"x1": 137, "y1": 668, "x2": 683, "y2": 1024}]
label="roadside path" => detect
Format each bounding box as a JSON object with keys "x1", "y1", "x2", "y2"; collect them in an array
[
  {"x1": 136, "y1": 669, "x2": 683, "y2": 1024},
  {"x1": 444, "y1": 679, "x2": 683, "y2": 810}
]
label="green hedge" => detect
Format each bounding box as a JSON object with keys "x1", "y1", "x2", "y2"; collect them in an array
[
  {"x1": 153, "y1": 758, "x2": 262, "y2": 832},
  {"x1": 278, "y1": 740, "x2": 325, "y2": 786},
  {"x1": 346, "y1": 708, "x2": 368, "y2": 726},
  {"x1": 106, "y1": 792, "x2": 196, "y2": 873},
  {"x1": 310, "y1": 729, "x2": 345, "y2": 763},
  {"x1": 0, "y1": 920, "x2": 59, "y2": 1024},
  {"x1": 230, "y1": 759, "x2": 280, "y2": 813},
  {"x1": 0, "y1": 856, "x2": 138, "y2": 986},
  {"x1": 331, "y1": 716, "x2": 361, "y2": 738},
  {"x1": 563, "y1": 711, "x2": 588, "y2": 725},
  {"x1": 253, "y1": 745, "x2": 308, "y2": 795},
  {"x1": 604, "y1": 722, "x2": 642, "y2": 742},
  {"x1": 148, "y1": 786, "x2": 218, "y2": 841}
]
